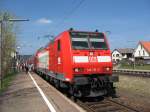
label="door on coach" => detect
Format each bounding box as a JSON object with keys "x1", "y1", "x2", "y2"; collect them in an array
[{"x1": 57, "y1": 40, "x2": 63, "y2": 73}]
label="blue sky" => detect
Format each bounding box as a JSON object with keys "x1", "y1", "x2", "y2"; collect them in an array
[{"x1": 1, "y1": 0, "x2": 150, "y2": 54}]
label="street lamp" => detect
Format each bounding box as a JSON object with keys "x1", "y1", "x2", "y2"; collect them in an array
[{"x1": 0, "y1": 18, "x2": 29, "y2": 88}]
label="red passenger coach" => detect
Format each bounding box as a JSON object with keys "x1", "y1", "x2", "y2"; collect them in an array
[{"x1": 35, "y1": 29, "x2": 118, "y2": 97}]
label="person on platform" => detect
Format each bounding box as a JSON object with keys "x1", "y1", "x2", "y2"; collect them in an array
[{"x1": 25, "y1": 65, "x2": 29, "y2": 74}]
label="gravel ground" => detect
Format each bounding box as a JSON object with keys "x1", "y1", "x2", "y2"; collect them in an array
[{"x1": 115, "y1": 74, "x2": 150, "y2": 112}]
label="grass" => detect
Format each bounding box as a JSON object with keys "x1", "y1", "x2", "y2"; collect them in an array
[
  {"x1": 119, "y1": 64, "x2": 150, "y2": 70},
  {"x1": 115, "y1": 75, "x2": 150, "y2": 97},
  {"x1": 0, "y1": 71, "x2": 18, "y2": 94}
]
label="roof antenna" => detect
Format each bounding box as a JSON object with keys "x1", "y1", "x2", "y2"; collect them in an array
[
  {"x1": 95, "y1": 29, "x2": 98, "y2": 32},
  {"x1": 69, "y1": 28, "x2": 74, "y2": 31}
]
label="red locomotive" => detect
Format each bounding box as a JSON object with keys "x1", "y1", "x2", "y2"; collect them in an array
[{"x1": 34, "y1": 29, "x2": 118, "y2": 97}]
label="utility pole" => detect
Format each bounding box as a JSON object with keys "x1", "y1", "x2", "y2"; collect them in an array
[
  {"x1": 0, "y1": 20, "x2": 3, "y2": 89},
  {"x1": 0, "y1": 18, "x2": 29, "y2": 89}
]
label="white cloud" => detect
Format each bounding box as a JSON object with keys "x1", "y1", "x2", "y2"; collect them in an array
[{"x1": 36, "y1": 18, "x2": 52, "y2": 24}]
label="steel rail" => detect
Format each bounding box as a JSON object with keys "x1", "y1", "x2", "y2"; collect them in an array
[
  {"x1": 113, "y1": 69, "x2": 150, "y2": 78},
  {"x1": 76, "y1": 97, "x2": 141, "y2": 112},
  {"x1": 106, "y1": 98, "x2": 141, "y2": 112}
]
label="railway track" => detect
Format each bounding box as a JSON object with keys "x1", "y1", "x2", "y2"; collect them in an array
[
  {"x1": 113, "y1": 69, "x2": 150, "y2": 78},
  {"x1": 76, "y1": 97, "x2": 141, "y2": 112},
  {"x1": 38, "y1": 73, "x2": 142, "y2": 112}
]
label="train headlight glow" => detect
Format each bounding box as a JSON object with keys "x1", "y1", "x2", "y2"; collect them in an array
[
  {"x1": 104, "y1": 67, "x2": 111, "y2": 72},
  {"x1": 106, "y1": 67, "x2": 110, "y2": 71},
  {"x1": 75, "y1": 68, "x2": 79, "y2": 72},
  {"x1": 74, "y1": 68, "x2": 84, "y2": 72}
]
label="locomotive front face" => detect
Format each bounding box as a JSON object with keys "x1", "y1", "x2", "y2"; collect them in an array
[
  {"x1": 67, "y1": 31, "x2": 118, "y2": 97},
  {"x1": 69, "y1": 31, "x2": 112, "y2": 75}
]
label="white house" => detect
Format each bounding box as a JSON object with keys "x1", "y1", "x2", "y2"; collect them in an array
[
  {"x1": 134, "y1": 41, "x2": 150, "y2": 64},
  {"x1": 112, "y1": 48, "x2": 134, "y2": 62},
  {"x1": 134, "y1": 41, "x2": 150, "y2": 57}
]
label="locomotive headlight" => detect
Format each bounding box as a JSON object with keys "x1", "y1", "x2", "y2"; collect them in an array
[
  {"x1": 104, "y1": 67, "x2": 111, "y2": 71},
  {"x1": 74, "y1": 68, "x2": 79, "y2": 72},
  {"x1": 74, "y1": 68, "x2": 84, "y2": 72},
  {"x1": 106, "y1": 67, "x2": 110, "y2": 71}
]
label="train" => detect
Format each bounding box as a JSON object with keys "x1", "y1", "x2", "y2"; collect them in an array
[{"x1": 32, "y1": 29, "x2": 118, "y2": 97}]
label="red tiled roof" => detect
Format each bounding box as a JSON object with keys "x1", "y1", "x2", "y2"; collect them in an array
[{"x1": 140, "y1": 41, "x2": 150, "y2": 53}]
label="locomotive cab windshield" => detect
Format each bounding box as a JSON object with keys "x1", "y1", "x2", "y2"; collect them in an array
[{"x1": 70, "y1": 32, "x2": 108, "y2": 50}]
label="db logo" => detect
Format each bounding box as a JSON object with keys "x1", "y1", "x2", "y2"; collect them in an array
[{"x1": 89, "y1": 56, "x2": 97, "y2": 62}]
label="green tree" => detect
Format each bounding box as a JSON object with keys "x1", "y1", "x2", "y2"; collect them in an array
[{"x1": 0, "y1": 12, "x2": 17, "y2": 75}]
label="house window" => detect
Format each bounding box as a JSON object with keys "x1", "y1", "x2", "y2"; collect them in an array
[
  {"x1": 116, "y1": 59, "x2": 120, "y2": 62},
  {"x1": 139, "y1": 51, "x2": 140, "y2": 56},
  {"x1": 113, "y1": 54, "x2": 115, "y2": 57},
  {"x1": 143, "y1": 50, "x2": 145, "y2": 56},
  {"x1": 116, "y1": 54, "x2": 119, "y2": 57}
]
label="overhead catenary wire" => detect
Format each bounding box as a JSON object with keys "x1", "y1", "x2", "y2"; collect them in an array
[
  {"x1": 38, "y1": 0, "x2": 85, "y2": 43},
  {"x1": 51, "y1": 0, "x2": 86, "y2": 33}
]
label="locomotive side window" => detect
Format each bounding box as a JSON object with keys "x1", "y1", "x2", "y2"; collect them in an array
[{"x1": 58, "y1": 40, "x2": 61, "y2": 51}]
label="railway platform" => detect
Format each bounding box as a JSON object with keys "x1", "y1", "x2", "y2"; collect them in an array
[{"x1": 0, "y1": 72, "x2": 85, "y2": 112}]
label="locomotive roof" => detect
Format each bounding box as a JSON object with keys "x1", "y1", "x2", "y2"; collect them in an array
[
  {"x1": 69, "y1": 30, "x2": 104, "y2": 34},
  {"x1": 42, "y1": 30, "x2": 105, "y2": 49}
]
